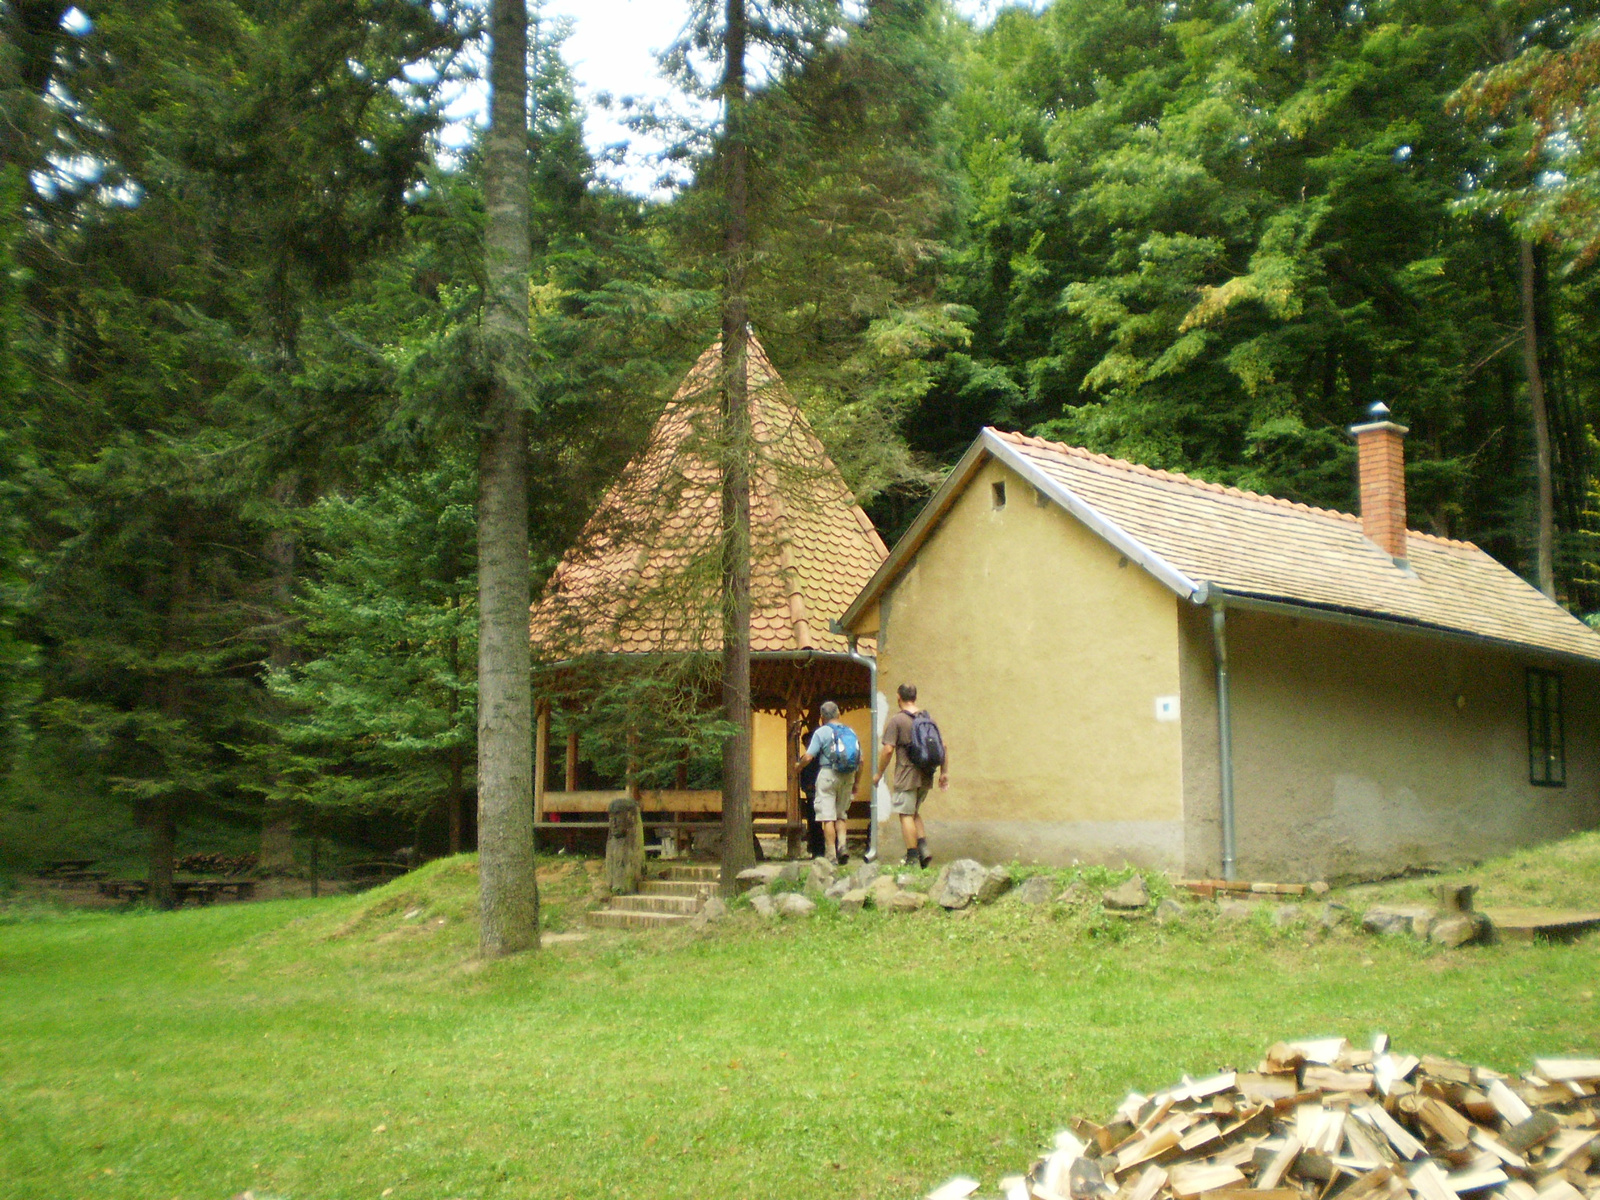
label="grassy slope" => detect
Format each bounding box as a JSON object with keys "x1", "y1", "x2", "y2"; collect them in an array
[{"x1": 2, "y1": 847, "x2": 1598, "y2": 1200}]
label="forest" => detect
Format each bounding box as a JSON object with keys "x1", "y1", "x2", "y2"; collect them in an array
[{"x1": 1, "y1": 0, "x2": 1597, "y2": 885}]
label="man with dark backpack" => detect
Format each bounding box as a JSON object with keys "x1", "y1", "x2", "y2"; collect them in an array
[
  {"x1": 873, "y1": 683, "x2": 948, "y2": 868},
  {"x1": 796, "y1": 700, "x2": 861, "y2": 866}
]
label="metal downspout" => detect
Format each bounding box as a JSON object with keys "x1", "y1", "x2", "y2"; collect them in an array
[
  {"x1": 1209, "y1": 602, "x2": 1238, "y2": 881},
  {"x1": 846, "y1": 634, "x2": 882, "y2": 863}
]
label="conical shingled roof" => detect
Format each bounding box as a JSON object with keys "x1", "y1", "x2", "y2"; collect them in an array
[{"x1": 530, "y1": 336, "x2": 888, "y2": 660}]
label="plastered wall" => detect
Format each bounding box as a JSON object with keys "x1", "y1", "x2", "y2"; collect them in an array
[
  {"x1": 751, "y1": 706, "x2": 873, "y2": 798},
  {"x1": 858, "y1": 459, "x2": 1186, "y2": 866},
  {"x1": 1188, "y1": 605, "x2": 1600, "y2": 880}
]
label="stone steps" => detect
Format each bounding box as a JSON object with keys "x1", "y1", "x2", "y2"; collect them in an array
[
  {"x1": 639, "y1": 880, "x2": 719, "y2": 899},
  {"x1": 587, "y1": 908, "x2": 695, "y2": 930},
  {"x1": 587, "y1": 863, "x2": 723, "y2": 929}
]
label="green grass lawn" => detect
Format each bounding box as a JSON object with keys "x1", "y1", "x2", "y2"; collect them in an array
[{"x1": 3, "y1": 846, "x2": 1599, "y2": 1200}]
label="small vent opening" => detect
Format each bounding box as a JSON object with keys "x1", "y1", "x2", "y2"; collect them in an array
[{"x1": 991, "y1": 481, "x2": 1007, "y2": 509}]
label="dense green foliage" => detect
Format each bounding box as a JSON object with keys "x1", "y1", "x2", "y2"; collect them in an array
[{"x1": 2, "y1": 0, "x2": 1598, "y2": 874}]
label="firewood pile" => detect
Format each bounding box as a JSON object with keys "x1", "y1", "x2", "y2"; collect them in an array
[{"x1": 928, "y1": 1038, "x2": 1600, "y2": 1200}]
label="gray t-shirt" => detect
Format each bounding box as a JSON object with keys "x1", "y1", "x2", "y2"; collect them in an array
[{"x1": 882, "y1": 710, "x2": 932, "y2": 792}]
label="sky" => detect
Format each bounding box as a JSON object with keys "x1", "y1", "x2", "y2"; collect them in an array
[{"x1": 522, "y1": 0, "x2": 1032, "y2": 192}]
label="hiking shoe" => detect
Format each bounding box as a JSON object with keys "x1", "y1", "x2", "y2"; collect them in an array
[
  {"x1": 904, "y1": 849, "x2": 921, "y2": 867},
  {"x1": 836, "y1": 850, "x2": 849, "y2": 867},
  {"x1": 920, "y1": 853, "x2": 933, "y2": 869}
]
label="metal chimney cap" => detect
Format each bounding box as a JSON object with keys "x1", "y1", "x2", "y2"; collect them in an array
[{"x1": 1367, "y1": 401, "x2": 1391, "y2": 419}]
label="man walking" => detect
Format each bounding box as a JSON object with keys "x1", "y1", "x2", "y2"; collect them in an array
[
  {"x1": 796, "y1": 701, "x2": 861, "y2": 866},
  {"x1": 873, "y1": 683, "x2": 948, "y2": 868}
]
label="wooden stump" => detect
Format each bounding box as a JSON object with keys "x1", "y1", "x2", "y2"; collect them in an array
[
  {"x1": 1436, "y1": 884, "x2": 1478, "y2": 913},
  {"x1": 605, "y1": 797, "x2": 644, "y2": 895}
]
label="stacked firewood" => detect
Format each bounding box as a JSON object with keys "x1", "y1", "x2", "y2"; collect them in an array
[
  {"x1": 929, "y1": 1039, "x2": 1600, "y2": 1200},
  {"x1": 176, "y1": 852, "x2": 258, "y2": 876}
]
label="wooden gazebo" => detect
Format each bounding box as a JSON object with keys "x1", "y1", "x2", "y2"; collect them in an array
[{"x1": 529, "y1": 336, "x2": 888, "y2": 847}]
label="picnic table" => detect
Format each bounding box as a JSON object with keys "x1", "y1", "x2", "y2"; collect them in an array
[
  {"x1": 95, "y1": 878, "x2": 257, "y2": 904},
  {"x1": 38, "y1": 859, "x2": 109, "y2": 882}
]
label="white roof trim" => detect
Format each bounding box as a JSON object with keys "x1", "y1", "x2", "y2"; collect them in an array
[{"x1": 982, "y1": 430, "x2": 1202, "y2": 601}]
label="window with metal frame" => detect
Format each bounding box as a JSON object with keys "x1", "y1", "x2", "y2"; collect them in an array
[{"x1": 1526, "y1": 667, "x2": 1565, "y2": 787}]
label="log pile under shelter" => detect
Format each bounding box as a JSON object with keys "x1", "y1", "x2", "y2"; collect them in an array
[{"x1": 930, "y1": 1039, "x2": 1600, "y2": 1200}]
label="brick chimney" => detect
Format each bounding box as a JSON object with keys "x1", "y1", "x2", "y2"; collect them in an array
[{"x1": 1349, "y1": 401, "x2": 1409, "y2": 564}]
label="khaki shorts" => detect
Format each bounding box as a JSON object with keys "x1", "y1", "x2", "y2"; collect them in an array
[
  {"x1": 890, "y1": 785, "x2": 930, "y2": 817},
  {"x1": 815, "y1": 768, "x2": 856, "y2": 823}
]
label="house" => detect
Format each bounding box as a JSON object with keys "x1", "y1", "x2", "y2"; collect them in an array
[
  {"x1": 529, "y1": 337, "x2": 887, "y2": 849},
  {"x1": 840, "y1": 410, "x2": 1600, "y2": 880}
]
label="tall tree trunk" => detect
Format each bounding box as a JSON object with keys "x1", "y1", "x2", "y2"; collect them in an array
[
  {"x1": 259, "y1": 474, "x2": 300, "y2": 873},
  {"x1": 1519, "y1": 238, "x2": 1557, "y2": 599},
  {"x1": 447, "y1": 604, "x2": 464, "y2": 855},
  {"x1": 719, "y1": 0, "x2": 756, "y2": 890},
  {"x1": 147, "y1": 795, "x2": 177, "y2": 909},
  {"x1": 477, "y1": 0, "x2": 539, "y2": 956}
]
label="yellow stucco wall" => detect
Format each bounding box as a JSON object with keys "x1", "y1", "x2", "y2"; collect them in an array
[
  {"x1": 1183, "y1": 605, "x2": 1600, "y2": 880},
  {"x1": 858, "y1": 459, "x2": 1185, "y2": 866}
]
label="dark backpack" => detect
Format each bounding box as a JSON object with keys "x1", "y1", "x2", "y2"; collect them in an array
[
  {"x1": 820, "y1": 723, "x2": 861, "y2": 772},
  {"x1": 906, "y1": 710, "x2": 945, "y2": 773}
]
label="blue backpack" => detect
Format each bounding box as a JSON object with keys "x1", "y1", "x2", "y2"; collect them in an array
[{"x1": 820, "y1": 723, "x2": 861, "y2": 772}]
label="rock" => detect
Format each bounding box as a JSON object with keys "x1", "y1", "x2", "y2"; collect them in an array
[
  {"x1": 1271, "y1": 904, "x2": 1302, "y2": 928},
  {"x1": 750, "y1": 893, "x2": 777, "y2": 919},
  {"x1": 1318, "y1": 902, "x2": 1349, "y2": 928},
  {"x1": 1056, "y1": 881, "x2": 1089, "y2": 905},
  {"x1": 1309, "y1": 881, "x2": 1331, "y2": 896},
  {"x1": 1362, "y1": 904, "x2": 1431, "y2": 936},
  {"x1": 736, "y1": 864, "x2": 782, "y2": 892},
  {"x1": 1429, "y1": 912, "x2": 1489, "y2": 947},
  {"x1": 1155, "y1": 897, "x2": 1185, "y2": 923},
  {"x1": 808, "y1": 857, "x2": 837, "y2": 888},
  {"x1": 896, "y1": 873, "x2": 918, "y2": 889},
  {"x1": 869, "y1": 875, "x2": 900, "y2": 909},
  {"x1": 1013, "y1": 876, "x2": 1055, "y2": 905},
  {"x1": 1217, "y1": 898, "x2": 1259, "y2": 920},
  {"x1": 930, "y1": 858, "x2": 989, "y2": 909},
  {"x1": 848, "y1": 862, "x2": 882, "y2": 891},
  {"x1": 889, "y1": 889, "x2": 927, "y2": 912},
  {"x1": 690, "y1": 896, "x2": 729, "y2": 929},
  {"x1": 745, "y1": 883, "x2": 770, "y2": 900},
  {"x1": 823, "y1": 877, "x2": 852, "y2": 902},
  {"x1": 839, "y1": 888, "x2": 869, "y2": 913},
  {"x1": 777, "y1": 892, "x2": 817, "y2": 919},
  {"x1": 976, "y1": 864, "x2": 1013, "y2": 904},
  {"x1": 775, "y1": 861, "x2": 806, "y2": 886},
  {"x1": 1103, "y1": 875, "x2": 1149, "y2": 910}
]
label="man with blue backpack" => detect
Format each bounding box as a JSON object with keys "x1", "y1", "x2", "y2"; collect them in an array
[{"x1": 796, "y1": 700, "x2": 861, "y2": 866}]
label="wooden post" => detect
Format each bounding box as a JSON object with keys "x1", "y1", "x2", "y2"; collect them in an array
[
  {"x1": 605, "y1": 797, "x2": 644, "y2": 896},
  {"x1": 626, "y1": 728, "x2": 641, "y2": 803},
  {"x1": 565, "y1": 727, "x2": 579, "y2": 792},
  {"x1": 785, "y1": 701, "x2": 803, "y2": 859},
  {"x1": 534, "y1": 700, "x2": 550, "y2": 822}
]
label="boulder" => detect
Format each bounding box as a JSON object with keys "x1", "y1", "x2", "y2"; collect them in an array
[
  {"x1": 930, "y1": 858, "x2": 989, "y2": 910},
  {"x1": 777, "y1": 892, "x2": 817, "y2": 919},
  {"x1": 745, "y1": 884, "x2": 770, "y2": 900},
  {"x1": 690, "y1": 896, "x2": 729, "y2": 930},
  {"x1": 1308, "y1": 881, "x2": 1331, "y2": 897},
  {"x1": 869, "y1": 875, "x2": 900, "y2": 909},
  {"x1": 1103, "y1": 875, "x2": 1149, "y2": 910},
  {"x1": 735, "y1": 864, "x2": 782, "y2": 892},
  {"x1": 839, "y1": 888, "x2": 869, "y2": 913},
  {"x1": 1155, "y1": 897, "x2": 1185, "y2": 923},
  {"x1": 1429, "y1": 912, "x2": 1489, "y2": 948},
  {"x1": 1217, "y1": 898, "x2": 1259, "y2": 920},
  {"x1": 848, "y1": 862, "x2": 882, "y2": 891},
  {"x1": 1362, "y1": 904, "x2": 1431, "y2": 936},
  {"x1": 1318, "y1": 902, "x2": 1349, "y2": 928},
  {"x1": 775, "y1": 861, "x2": 806, "y2": 886},
  {"x1": 976, "y1": 864, "x2": 1014, "y2": 905},
  {"x1": 1013, "y1": 876, "x2": 1055, "y2": 906},
  {"x1": 750, "y1": 893, "x2": 777, "y2": 919},
  {"x1": 1056, "y1": 881, "x2": 1089, "y2": 905},
  {"x1": 896, "y1": 873, "x2": 918, "y2": 889},
  {"x1": 823, "y1": 877, "x2": 852, "y2": 902},
  {"x1": 889, "y1": 890, "x2": 927, "y2": 912},
  {"x1": 808, "y1": 858, "x2": 837, "y2": 889},
  {"x1": 1271, "y1": 904, "x2": 1302, "y2": 928}
]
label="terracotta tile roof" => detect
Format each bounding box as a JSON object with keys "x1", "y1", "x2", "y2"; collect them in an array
[
  {"x1": 990, "y1": 429, "x2": 1600, "y2": 661},
  {"x1": 530, "y1": 337, "x2": 888, "y2": 659}
]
